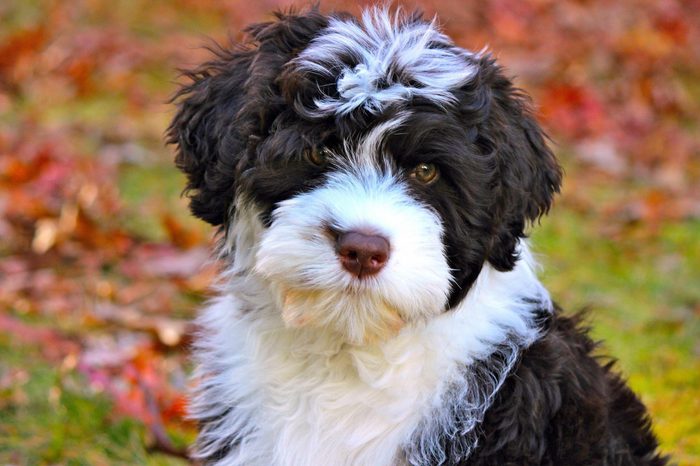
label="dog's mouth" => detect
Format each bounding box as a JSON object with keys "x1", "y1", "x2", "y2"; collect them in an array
[
  {"x1": 253, "y1": 221, "x2": 449, "y2": 343},
  {"x1": 278, "y1": 285, "x2": 406, "y2": 344}
]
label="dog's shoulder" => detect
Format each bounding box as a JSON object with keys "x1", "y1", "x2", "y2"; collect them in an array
[{"x1": 468, "y1": 311, "x2": 669, "y2": 466}]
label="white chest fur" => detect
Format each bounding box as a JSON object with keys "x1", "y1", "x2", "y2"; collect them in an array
[{"x1": 194, "y1": 296, "x2": 455, "y2": 466}]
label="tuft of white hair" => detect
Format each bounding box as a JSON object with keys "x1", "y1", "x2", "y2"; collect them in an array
[{"x1": 293, "y1": 7, "x2": 478, "y2": 116}]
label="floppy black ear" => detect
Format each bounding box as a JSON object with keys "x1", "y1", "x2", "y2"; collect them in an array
[
  {"x1": 477, "y1": 56, "x2": 563, "y2": 270},
  {"x1": 167, "y1": 46, "x2": 253, "y2": 226},
  {"x1": 167, "y1": 10, "x2": 328, "y2": 226}
]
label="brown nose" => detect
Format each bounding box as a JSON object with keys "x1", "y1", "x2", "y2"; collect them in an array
[{"x1": 335, "y1": 231, "x2": 390, "y2": 278}]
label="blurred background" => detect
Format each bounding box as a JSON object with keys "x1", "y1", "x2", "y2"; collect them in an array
[{"x1": 1, "y1": 0, "x2": 699, "y2": 464}]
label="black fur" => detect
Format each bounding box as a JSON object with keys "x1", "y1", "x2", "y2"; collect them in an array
[
  {"x1": 169, "y1": 8, "x2": 667, "y2": 465},
  {"x1": 167, "y1": 10, "x2": 329, "y2": 226},
  {"x1": 462, "y1": 312, "x2": 667, "y2": 465}
]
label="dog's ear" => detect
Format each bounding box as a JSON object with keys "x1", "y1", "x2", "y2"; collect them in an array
[
  {"x1": 167, "y1": 10, "x2": 328, "y2": 226},
  {"x1": 167, "y1": 46, "x2": 253, "y2": 226},
  {"x1": 472, "y1": 56, "x2": 563, "y2": 271}
]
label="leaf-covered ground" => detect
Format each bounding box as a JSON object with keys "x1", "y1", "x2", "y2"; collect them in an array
[{"x1": 1, "y1": 1, "x2": 698, "y2": 464}]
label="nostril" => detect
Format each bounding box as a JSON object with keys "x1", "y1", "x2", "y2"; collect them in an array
[
  {"x1": 371, "y1": 253, "x2": 386, "y2": 265},
  {"x1": 335, "y1": 230, "x2": 390, "y2": 278}
]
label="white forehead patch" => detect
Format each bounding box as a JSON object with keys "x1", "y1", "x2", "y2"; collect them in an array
[{"x1": 294, "y1": 7, "x2": 478, "y2": 116}]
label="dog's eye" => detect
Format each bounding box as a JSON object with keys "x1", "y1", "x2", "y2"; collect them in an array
[
  {"x1": 410, "y1": 163, "x2": 439, "y2": 185},
  {"x1": 304, "y1": 147, "x2": 330, "y2": 167}
]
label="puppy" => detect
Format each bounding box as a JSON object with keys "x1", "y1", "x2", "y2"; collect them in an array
[{"x1": 168, "y1": 7, "x2": 668, "y2": 466}]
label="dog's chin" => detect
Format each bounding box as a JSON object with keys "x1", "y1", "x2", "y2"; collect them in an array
[
  {"x1": 254, "y1": 242, "x2": 448, "y2": 344},
  {"x1": 277, "y1": 285, "x2": 407, "y2": 344}
]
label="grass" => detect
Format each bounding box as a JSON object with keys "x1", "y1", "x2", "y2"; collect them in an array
[
  {"x1": 117, "y1": 163, "x2": 197, "y2": 243},
  {"x1": 0, "y1": 334, "x2": 188, "y2": 466},
  {"x1": 534, "y1": 209, "x2": 700, "y2": 464}
]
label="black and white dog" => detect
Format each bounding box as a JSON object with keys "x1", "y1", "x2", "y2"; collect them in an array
[{"x1": 168, "y1": 7, "x2": 668, "y2": 465}]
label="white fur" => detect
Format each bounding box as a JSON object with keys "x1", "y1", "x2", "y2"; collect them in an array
[
  {"x1": 189, "y1": 145, "x2": 552, "y2": 464},
  {"x1": 293, "y1": 7, "x2": 477, "y2": 116},
  {"x1": 190, "y1": 236, "x2": 550, "y2": 465}
]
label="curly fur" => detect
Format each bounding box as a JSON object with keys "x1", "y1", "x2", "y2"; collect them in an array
[{"x1": 168, "y1": 6, "x2": 668, "y2": 466}]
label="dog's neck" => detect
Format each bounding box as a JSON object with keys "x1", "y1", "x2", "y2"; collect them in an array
[{"x1": 191, "y1": 207, "x2": 552, "y2": 465}]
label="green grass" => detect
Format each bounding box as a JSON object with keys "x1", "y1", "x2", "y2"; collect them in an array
[
  {"x1": 0, "y1": 335, "x2": 188, "y2": 466},
  {"x1": 117, "y1": 163, "x2": 199, "y2": 242},
  {"x1": 533, "y1": 211, "x2": 700, "y2": 464}
]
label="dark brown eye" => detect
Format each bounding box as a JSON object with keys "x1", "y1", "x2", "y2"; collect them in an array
[
  {"x1": 410, "y1": 162, "x2": 439, "y2": 184},
  {"x1": 304, "y1": 146, "x2": 330, "y2": 167}
]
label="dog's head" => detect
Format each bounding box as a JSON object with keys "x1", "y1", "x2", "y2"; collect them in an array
[{"x1": 168, "y1": 8, "x2": 561, "y2": 343}]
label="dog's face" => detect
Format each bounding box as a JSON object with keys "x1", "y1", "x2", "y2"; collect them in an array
[{"x1": 168, "y1": 8, "x2": 561, "y2": 343}]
